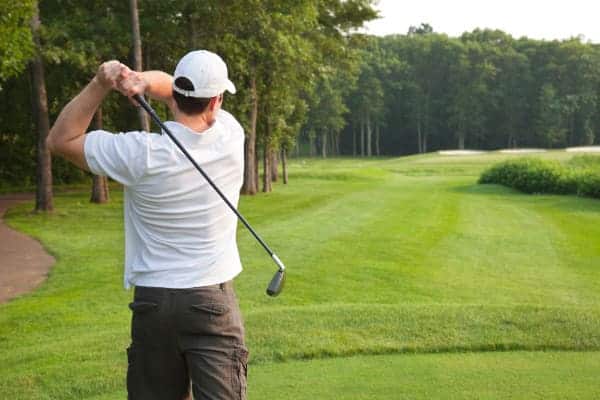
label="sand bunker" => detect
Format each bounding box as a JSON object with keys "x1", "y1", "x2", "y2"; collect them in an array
[
  {"x1": 498, "y1": 149, "x2": 547, "y2": 154},
  {"x1": 566, "y1": 146, "x2": 600, "y2": 153},
  {"x1": 438, "y1": 150, "x2": 487, "y2": 156}
]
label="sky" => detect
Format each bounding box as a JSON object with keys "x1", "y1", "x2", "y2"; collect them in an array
[{"x1": 364, "y1": 0, "x2": 600, "y2": 43}]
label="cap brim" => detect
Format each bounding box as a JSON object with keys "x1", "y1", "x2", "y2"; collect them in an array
[{"x1": 225, "y1": 79, "x2": 236, "y2": 94}]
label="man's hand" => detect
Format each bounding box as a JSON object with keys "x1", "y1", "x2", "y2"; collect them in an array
[
  {"x1": 48, "y1": 60, "x2": 129, "y2": 171},
  {"x1": 129, "y1": 70, "x2": 177, "y2": 114},
  {"x1": 116, "y1": 69, "x2": 149, "y2": 102},
  {"x1": 95, "y1": 60, "x2": 127, "y2": 90},
  {"x1": 98, "y1": 62, "x2": 175, "y2": 111}
]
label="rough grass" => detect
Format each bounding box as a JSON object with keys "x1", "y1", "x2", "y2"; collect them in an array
[{"x1": 1, "y1": 151, "x2": 600, "y2": 399}]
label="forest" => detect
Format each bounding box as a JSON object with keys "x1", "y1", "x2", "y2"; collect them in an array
[{"x1": 1, "y1": 1, "x2": 599, "y2": 203}]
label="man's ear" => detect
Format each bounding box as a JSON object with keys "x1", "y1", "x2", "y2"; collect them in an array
[
  {"x1": 208, "y1": 95, "x2": 220, "y2": 111},
  {"x1": 208, "y1": 94, "x2": 223, "y2": 111},
  {"x1": 209, "y1": 94, "x2": 224, "y2": 111}
]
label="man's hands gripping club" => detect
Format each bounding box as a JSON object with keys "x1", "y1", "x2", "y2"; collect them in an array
[{"x1": 47, "y1": 61, "x2": 175, "y2": 170}]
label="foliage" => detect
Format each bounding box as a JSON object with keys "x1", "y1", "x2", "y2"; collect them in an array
[
  {"x1": 4, "y1": 3, "x2": 600, "y2": 188},
  {"x1": 568, "y1": 154, "x2": 600, "y2": 171},
  {"x1": 336, "y1": 31, "x2": 600, "y2": 156},
  {"x1": 479, "y1": 156, "x2": 600, "y2": 199},
  {"x1": 0, "y1": 0, "x2": 34, "y2": 87},
  {"x1": 0, "y1": 0, "x2": 378, "y2": 189}
]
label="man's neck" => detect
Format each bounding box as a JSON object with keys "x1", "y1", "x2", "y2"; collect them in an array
[{"x1": 174, "y1": 110, "x2": 216, "y2": 134}]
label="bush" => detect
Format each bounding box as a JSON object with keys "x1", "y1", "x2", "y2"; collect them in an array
[
  {"x1": 577, "y1": 171, "x2": 600, "y2": 198},
  {"x1": 479, "y1": 157, "x2": 600, "y2": 199},
  {"x1": 568, "y1": 155, "x2": 600, "y2": 173}
]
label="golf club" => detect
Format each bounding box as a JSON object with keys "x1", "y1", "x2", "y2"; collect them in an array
[{"x1": 133, "y1": 94, "x2": 286, "y2": 297}]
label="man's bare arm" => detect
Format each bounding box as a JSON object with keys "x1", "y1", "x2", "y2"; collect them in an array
[{"x1": 46, "y1": 61, "x2": 124, "y2": 170}]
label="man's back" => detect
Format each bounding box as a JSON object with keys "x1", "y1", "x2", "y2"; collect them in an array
[{"x1": 85, "y1": 110, "x2": 245, "y2": 288}]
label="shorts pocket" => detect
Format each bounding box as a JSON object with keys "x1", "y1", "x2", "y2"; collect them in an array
[
  {"x1": 182, "y1": 300, "x2": 231, "y2": 335},
  {"x1": 190, "y1": 303, "x2": 229, "y2": 317},
  {"x1": 129, "y1": 300, "x2": 159, "y2": 342},
  {"x1": 129, "y1": 301, "x2": 158, "y2": 313}
]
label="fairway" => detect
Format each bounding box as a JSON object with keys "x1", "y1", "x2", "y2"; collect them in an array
[
  {"x1": 2, "y1": 152, "x2": 600, "y2": 399},
  {"x1": 248, "y1": 352, "x2": 600, "y2": 400}
]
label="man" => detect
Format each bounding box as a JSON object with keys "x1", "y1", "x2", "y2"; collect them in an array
[{"x1": 47, "y1": 50, "x2": 248, "y2": 400}]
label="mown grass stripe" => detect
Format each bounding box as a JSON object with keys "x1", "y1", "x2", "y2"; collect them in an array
[{"x1": 245, "y1": 304, "x2": 600, "y2": 363}]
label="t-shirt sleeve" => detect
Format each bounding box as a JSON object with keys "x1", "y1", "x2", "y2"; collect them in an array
[{"x1": 84, "y1": 130, "x2": 149, "y2": 186}]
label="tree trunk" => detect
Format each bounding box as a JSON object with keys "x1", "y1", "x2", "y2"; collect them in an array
[
  {"x1": 130, "y1": 0, "x2": 150, "y2": 131},
  {"x1": 360, "y1": 118, "x2": 365, "y2": 157},
  {"x1": 254, "y1": 147, "x2": 259, "y2": 191},
  {"x1": 417, "y1": 117, "x2": 423, "y2": 154},
  {"x1": 352, "y1": 123, "x2": 356, "y2": 156},
  {"x1": 30, "y1": 3, "x2": 53, "y2": 213},
  {"x1": 309, "y1": 135, "x2": 315, "y2": 157},
  {"x1": 90, "y1": 108, "x2": 109, "y2": 203},
  {"x1": 367, "y1": 112, "x2": 372, "y2": 157},
  {"x1": 270, "y1": 149, "x2": 278, "y2": 182},
  {"x1": 242, "y1": 74, "x2": 258, "y2": 195},
  {"x1": 262, "y1": 143, "x2": 272, "y2": 193},
  {"x1": 281, "y1": 148, "x2": 288, "y2": 184},
  {"x1": 458, "y1": 133, "x2": 465, "y2": 150},
  {"x1": 321, "y1": 131, "x2": 327, "y2": 158},
  {"x1": 375, "y1": 124, "x2": 380, "y2": 156}
]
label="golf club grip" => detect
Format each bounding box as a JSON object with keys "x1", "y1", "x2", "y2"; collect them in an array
[{"x1": 133, "y1": 94, "x2": 275, "y2": 258}]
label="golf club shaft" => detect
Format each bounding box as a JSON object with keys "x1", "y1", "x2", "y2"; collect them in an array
[{"x1": 133, "y1": 94, "x2": 285, "y2": 272}]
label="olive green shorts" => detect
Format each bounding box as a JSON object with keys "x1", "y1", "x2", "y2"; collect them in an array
[{"x1": 127, "y1": 281, "x2": 248, "y2": 400}]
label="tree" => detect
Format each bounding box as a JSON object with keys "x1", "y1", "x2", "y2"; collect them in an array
[
  {"x1": 0, "y1": 1, "x2": 35, "y2": 87},
  {"x1": 408, "y1": 23, "x2": 433, "y2": 36},
  {"x1": 89, "y1": 108, "x2": 109, "y2": 203},
  {"x1": 448, "y1": 39, "x2": 495, "y2": 149},
  {"x1": 305, "y1": 74, "x2": 349, "y2": 157},
  {"x1": 30, "y1": 1, "x2": 53, "y2": 212},
  {"x1": 129, "y1": 0, "x2": 150, "y2": 131},
  {"x1": 535, "y1": 84, "x2": 566, "y2": 147}
]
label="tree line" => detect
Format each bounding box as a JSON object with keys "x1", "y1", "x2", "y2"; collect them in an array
[
  {"x1": 2, "y1": 4, "x2": 599, "y2": 211},
  {"x1": 310, "y1": 24, "x2": 600, "y2": 157}
]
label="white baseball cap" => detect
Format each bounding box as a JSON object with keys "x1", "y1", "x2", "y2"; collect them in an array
[{"x1": 172, "y1": 50, "x2": 236, "y2": 98}]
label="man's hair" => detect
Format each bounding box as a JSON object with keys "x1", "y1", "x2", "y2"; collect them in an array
[{"x1": 172, "y1": 77, "x2": 211, "y2": 115}]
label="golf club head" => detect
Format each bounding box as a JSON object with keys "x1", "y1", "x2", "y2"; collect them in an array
[{"x1": 266, "y1": 269, "x2": 285, "y2": 297}]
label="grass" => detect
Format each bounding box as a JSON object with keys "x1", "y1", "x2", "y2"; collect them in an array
[
  {"x1": 247, "y1": 352, "x2": 600, "y2": 400},
  {"x1": 1, "y1": 150, "x2": 600, "y2": 398}
]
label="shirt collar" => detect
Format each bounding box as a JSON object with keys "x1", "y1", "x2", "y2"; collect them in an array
[{"x1": 162, "y1": 119, "x2": 221, "y2": 147}]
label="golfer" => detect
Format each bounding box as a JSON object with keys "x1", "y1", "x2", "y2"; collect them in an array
[{"x1": 47, "y1": 50, "x2": 248, "y2": 400}]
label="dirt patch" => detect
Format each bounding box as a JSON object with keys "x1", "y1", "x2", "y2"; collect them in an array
[{"x1": 0, "y1": 194, "x2": 55, "y2": 303}]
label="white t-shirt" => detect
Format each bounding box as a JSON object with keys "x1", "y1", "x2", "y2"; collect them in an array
[{"x1": 84, "y1": 110, "x2": 245, "y2": 289}]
